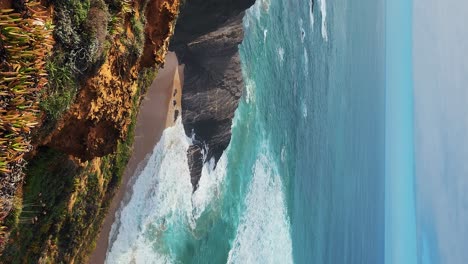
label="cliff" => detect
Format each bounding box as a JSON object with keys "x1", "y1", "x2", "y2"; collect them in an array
[
  {"x1": 170, "y1": 0, "x2": 255, "y2": 190},
  {"x1": 0, "y1": 0, "x2": 181, "y2": 261},
  {"x1": 45, "y1": 0, "x2": 180, "y2": 160}
]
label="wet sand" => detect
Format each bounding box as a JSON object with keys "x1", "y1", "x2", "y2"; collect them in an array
[{"x1": 88, "y1": 52, "x2": 183, "y2": 263}]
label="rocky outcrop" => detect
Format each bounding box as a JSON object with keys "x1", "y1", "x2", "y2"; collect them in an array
[
  {"x1": 140, "y1": 0, "x2": 180, "y2": 68},
  {"x1": 170, "y1": 0, "x2": 255, "y2": 190},
  {"x1": 45, "y1": 51, "x2": 137, "y2": 160}
]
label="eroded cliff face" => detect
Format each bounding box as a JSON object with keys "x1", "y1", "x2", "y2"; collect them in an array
[
  {"x1": 170, "y1": 0, "x2": 255, "y2": 189},
  {"x1": 45, "y1": 0, "x2": 180, "y2": 160},
  {"x1": 141, "y1": 0, "x2": 179, "y2": 67},
  {"x1": 45, "y1": 44, "x2": 137, "y2": 160},
  {"x1": 0, "y1": 0, "x2": 181, "y2": 260}
]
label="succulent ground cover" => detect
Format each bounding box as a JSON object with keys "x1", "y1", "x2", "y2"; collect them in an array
[{"x1": 0, "y1": 1, "x2": 53, "y2": 211}]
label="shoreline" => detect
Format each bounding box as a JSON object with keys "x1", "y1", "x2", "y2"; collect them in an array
[{"x1": 88, "y1": 52, "x2": 183, "y2": 263}]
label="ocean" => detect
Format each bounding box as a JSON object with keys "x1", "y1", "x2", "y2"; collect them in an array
[
  {"x1": 105, "y1": 0, "x2": 387, "y2": 263},
  {"x1": 385, "y1": 0, "x2": 417, "y2": 263}
]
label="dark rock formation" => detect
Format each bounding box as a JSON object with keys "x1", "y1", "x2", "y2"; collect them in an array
[
  {"x1": 187, "y1": 145, "x2": 204, "y2": 188},
  {"x1": 170, "y1": 0, "x2": 255, "y2": 190}
]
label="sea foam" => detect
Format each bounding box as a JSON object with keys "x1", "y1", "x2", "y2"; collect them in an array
[
  {"x1": 309, "y1": 0, "x2": 315, "y2": 29},
  {"x1": 304, "y1": 47, "x2": 309, "y2": 74},
  {"x1": 278, "y1": 47, "x2": 285, "y2": 63},
  {"x1": 191, "y1": 154, "x2": 227, "y2": 220},
  {"x1": 105, "y1": 119, "x2": 226, "y2": 263},
  {"x1": 227, "y1": 154, "x2": 293, "y2": 264},
  {"x1": 249, "y1": 0, "x2": 270, "y2": 20},
  {"x1": 319, "y1": 0, "x2": 328, "y2": 41}
]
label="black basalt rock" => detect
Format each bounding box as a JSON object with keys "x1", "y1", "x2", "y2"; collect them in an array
[{"x1": 170, "y1": 0, "x2": 255, "y2": 190}]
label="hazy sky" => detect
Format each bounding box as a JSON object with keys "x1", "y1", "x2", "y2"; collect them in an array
[{"x1": 413, "y1": 0, "x2": 468, "y2": 263}]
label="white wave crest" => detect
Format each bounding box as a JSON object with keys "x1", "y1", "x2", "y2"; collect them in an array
[
  {"x1": 192, "y1": 154, "x2": 227, "y2": 220},
  {"x1": 319, "y1": 0, "x2": 328, "y2": 41},
  {"x1": 278, "y1": 47, "x2": 285, "y2": 63},
  {"x1": 227, "y1": 154, "x2": 293, "y2": 264},
  {"x1": 247, "y1": 0, "x2": 271, "y2": 22},
  {"x1": 309, "y1": 0, "x2": 315, "y2": 29},
  {"x1": 244, "y1": 77, "x2": 256, "y2": 104},
  {"x1": 301, "y1": 100, "x2": 308, "y2": 118},
  {"x1": 304, "y1": 47, "x2": 309, "y2": 74}
]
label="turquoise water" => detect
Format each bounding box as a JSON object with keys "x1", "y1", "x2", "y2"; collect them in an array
[
  {"x1": 385, "y1": 0, "x2": 417, "y2": 263},
  {"x1": 105, "y1": 0, "x2": 397, "y2": 263}
]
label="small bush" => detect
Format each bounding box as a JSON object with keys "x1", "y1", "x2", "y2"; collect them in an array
[
  {"x1": 52, "y1": 0, "x2": 90, "y2": 47},
  {"x1": 50, "y1": 0, "x2": 109, "y2": 75},
  {"x1": 83, "y1": 4, "x2": 110, "y2": 71},
  {"x1": 131, "y1": 15, "x2": 144, "y2": 44},
  {"x1": 123, "y1": 15, "x2": 145, "y2": 64},
  {"x1": 43, "y1": 0, "x2": 111, "y2": 119}
]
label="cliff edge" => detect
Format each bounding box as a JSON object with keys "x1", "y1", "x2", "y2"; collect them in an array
[
  {"x1": 0, "y1": 0, "x2": 181, "y2": 261},
  {"x1": 170, "y1": 0, "x2": 255, "y2": 190}
]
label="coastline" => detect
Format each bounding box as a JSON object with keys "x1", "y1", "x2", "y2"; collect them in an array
[{"x1": 88, "y1": 52, "x2": 183, "y2": 263}]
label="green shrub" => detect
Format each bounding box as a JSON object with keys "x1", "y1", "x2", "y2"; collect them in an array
[
  {"x1": 123, "y1": 15, "x2": 145, "y2": 64},
  {"x1": 83, "y1": 4, "x2": 110, "y2": 71},
  {"x1": 131, "y1": 15, "x2": 144, "y2": 44},
  {"x1": 52, "y1": 0, "x2": 90, "y2": 47},
  {"x1": 50, "y1": 0, "x2": 109, "y2": 75},
  {"x1": 44, "y1": 0, "x2": 111, "y2": 119}
]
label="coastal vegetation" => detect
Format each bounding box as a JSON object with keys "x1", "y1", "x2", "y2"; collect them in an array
[
  {"x1": 0, "y1": 74, "x2": 149, "y2": 262},
  {"x1": 0, "y1": 0, "x2": 54, "y2": 218},
  {"x1": 0, "y1": 0, "x2": 179, "y2": 261}
]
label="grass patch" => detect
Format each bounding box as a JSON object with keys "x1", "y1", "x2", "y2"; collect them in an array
[{"x1": 42, "y1": 55, "x2": 77, "y2": 119}]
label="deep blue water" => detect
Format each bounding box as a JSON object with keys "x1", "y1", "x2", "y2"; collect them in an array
[{"x1": 106, "y1": 0, "x2": 389, "y2": 263}]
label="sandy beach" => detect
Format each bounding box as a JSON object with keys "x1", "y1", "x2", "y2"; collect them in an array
[{"x1": 88, "y1": 52, "x2": 183, "y2": 263}]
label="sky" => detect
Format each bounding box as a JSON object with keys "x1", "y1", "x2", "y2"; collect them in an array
[{"x1": 413, "y1": 0, "x2": 468, "y2": 263}]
